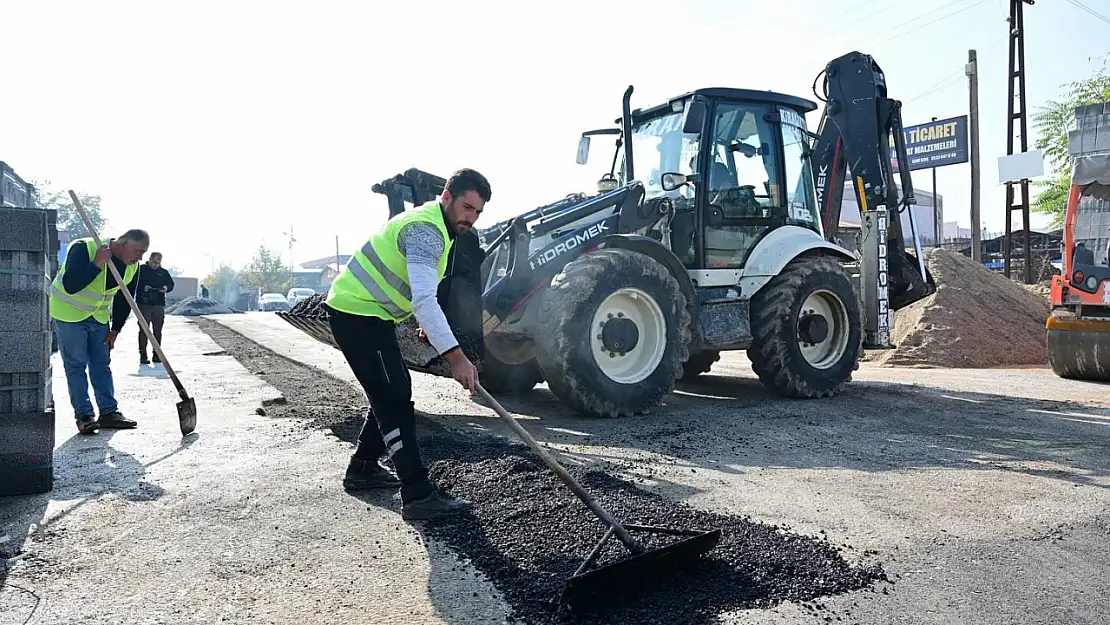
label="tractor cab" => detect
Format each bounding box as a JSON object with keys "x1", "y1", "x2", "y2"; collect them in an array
[{"x1": 577, "y1": 88, "x2": 823, "y2": 271}]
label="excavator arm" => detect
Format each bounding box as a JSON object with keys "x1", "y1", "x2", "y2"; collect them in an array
[{"x1": 810, "y1": 51, "x2": 937, "y2": 347}]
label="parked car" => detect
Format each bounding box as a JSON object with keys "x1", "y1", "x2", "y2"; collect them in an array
[
  {"x1": 259, "y1": 292, "x2": 290, "y2": 312},
  {"x1": 286, "y1": 287, "x2": 317, "y2": 307}
]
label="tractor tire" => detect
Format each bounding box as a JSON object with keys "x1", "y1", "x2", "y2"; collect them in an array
[
  {"x1": 681, "y1": 350, "x2": 720, "y2": 380},
  {"x1": 533, "y1": 248, "x2": 691, "y2": 418},
  {"x1": 747, "y1": 255, "x2": 862, "y2": 398}
]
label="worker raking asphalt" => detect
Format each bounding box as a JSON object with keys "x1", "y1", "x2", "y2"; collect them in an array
[{"x1": 197, "y1": 319, "x2": 889, "y2": 625}]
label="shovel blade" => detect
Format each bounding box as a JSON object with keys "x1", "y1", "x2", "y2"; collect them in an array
[
  {"x1": 560, "y1": 528, "x2": 721, "y2": 613},
  {"x1": 177, "y1": 397, "x2": 197, "y2": 436}
]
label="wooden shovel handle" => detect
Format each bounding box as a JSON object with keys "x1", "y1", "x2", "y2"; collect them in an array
[{"x1": 67, "y1": 190, "x2": 190, "y2": 400}]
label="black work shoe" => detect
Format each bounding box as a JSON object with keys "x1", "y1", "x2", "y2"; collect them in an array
[
  {"x1": 139, "y1": 354, "x2": 150, "y2": 364},
  {"x1": 97, "y1": 412, "x2": 137, "y2": 429},
  {"x1": 343, "y1": 457, "x2": 401, "y2": 490},
  {"x1": 76, "y1": 415, "x2": 99, "y2": 435},
  {"x1": 401, "y1": 491, "x2": 473, "y2": 521},
  {"x1": 152, "y1": 354, "x2": 161, "y2": 364}
]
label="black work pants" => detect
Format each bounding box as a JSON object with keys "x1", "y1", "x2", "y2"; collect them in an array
[
  {"x1": 138, "y1": 304, "x2": 165, "y2": 357},
  {"x1": 326, "y1": 305, "x2": 435, "y2": 503}
]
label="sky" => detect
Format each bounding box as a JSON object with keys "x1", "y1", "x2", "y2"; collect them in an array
[{"x1": 4, "y1": 0, "x2": 1108, "y2": 279}]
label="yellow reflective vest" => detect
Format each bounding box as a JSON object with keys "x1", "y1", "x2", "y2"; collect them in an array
[
  {"x1": 326, "y1": 200, "x2": 453, "y2": 321},
  {"x1": 49, "y1": 237, "x2": 139, "y2": 325}
]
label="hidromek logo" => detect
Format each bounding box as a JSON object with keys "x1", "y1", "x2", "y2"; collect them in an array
[
  {"x1": 530, "y1": 221, "x2": 611, "y2": 271},
  {"x1": 815, "y1": 163, "x2": 828, "y2": 209}
]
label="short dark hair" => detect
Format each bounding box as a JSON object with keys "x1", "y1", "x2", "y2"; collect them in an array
[
  {"x1": 445, "y1": 168, "x2": 491, "y2": 203},
  {"x1": 118, "y1": 229, "x2": 150, "y2": 245},
  {"x1": 149, "y1": 252, "x2": 163, "y2": 261}
]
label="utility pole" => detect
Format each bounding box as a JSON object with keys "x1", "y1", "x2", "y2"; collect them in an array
[
  {"x1": 931, "y1": 116, "x2": 940, "y2": 247},
  {"x1": 966, "y1": 49, "x2": 982, "y2": 263},
  {"x1": 335, "y1": 235, "x2": 341, "y2": 281},
  {"x1": 1004, "y1": 0, "x2": 1035, "y2": 283},
  {"x1": 284, "y1": 224, "x2": 297, "y2": 288}
]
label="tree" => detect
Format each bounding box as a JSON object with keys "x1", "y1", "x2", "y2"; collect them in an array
[
  {"x1": 34, "y1": 181, "x2": 107, "y2": 238},
  {"x1": 1032, "y1": 58, "x2": 1110, "y2": 227},
  {"x1": 238, "y1": 245, "x2": 292, "y2": 294},
  {"x1": 202, "y1": 263, "x2": 241, "y2": 305}
]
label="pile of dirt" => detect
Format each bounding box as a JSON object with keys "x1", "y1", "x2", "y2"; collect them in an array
[
  {"x1": 196, "y1": 318, "x2": 890, "y2": 625},
  {"x1": 873, "y1": 248, "x2": 1051, "y2": 368},
  {"x1": 166, "y1": 296, "x2": 243, "y2": 316},
  {"x1": 1020, "y1": 280, "x2": 1053, "y2": 300}
]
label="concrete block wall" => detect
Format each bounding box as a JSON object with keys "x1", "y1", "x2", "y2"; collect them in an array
[
  {"x1": 0, "y1": 409, "x2": 55, "y2": 496},
  {"x1": 0, "y1": 369, "x2": 53, "y2": 414},
  {"x1": 1069, "y1": 102, "x2": 1110, "y2": 156},
  {"x1": 0, "y1": 206, "x2": 56, "y2": 497},
  {"x1": 0, "y1": 251, "x2": 50, "y2": 332}
]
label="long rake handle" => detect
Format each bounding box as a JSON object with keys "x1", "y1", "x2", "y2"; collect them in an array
[
  {"x1": 67, "y1": 191, "x2": 190, "y2": 401},
  {"x1": 475, "y1": 384, "x2": 644, "y2": 554}
]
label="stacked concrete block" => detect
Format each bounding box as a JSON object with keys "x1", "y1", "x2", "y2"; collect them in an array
[
  {"x1": 1068, "y1": 102, "x2": 1110, "y2": 156},
  {"x1": 1068, "y1": 102, "x2": 1110, "y2": 260},
  {"x1": 0, "y1": 206, "x2": 56, "y2": 497}
]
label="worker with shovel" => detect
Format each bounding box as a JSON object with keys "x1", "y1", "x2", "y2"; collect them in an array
[
  {"x1": 325, "y1": 168, "x2": 488, "y2": 521},
  {"x1": 49, "y1": 229, "x2": 148, "y2": 434}
]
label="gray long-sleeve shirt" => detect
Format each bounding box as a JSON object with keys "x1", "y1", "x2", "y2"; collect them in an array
[{"x1": 398, "y1": 221, "x2": 459, "y2": 356}]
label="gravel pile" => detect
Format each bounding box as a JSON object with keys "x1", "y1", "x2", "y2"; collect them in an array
[
  {"x1": 871, "y1": 248, "x2": 1051, "y2": 368},
  {"x1": 195, "y1": 319, "x2": 888, "y2": 625},
  {"x1": 166, "y1": 296, "x2": 242, "y2": 316}
]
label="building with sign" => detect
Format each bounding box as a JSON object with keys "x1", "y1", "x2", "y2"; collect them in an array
[
  {"x1": 831, "y1": 170, "x2": 944, "y2": 249},
  {"x1": 890, "y1": 115, "x2": 970, "y2": 173}
]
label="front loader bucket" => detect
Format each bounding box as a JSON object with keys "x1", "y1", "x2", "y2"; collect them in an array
[
  {"x1": 1047, "y1": 315, "x2": 1110, "y2": 382},
  {"x1": 277, "y1": 229, "x2": 486, "y2": 376}
]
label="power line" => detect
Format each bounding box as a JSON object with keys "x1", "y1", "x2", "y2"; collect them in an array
[
  {"x1": 881, "y1": 0, "x2": 987, "y2": 38},
  {"x1": 901, "y1": 33, "x2": 1008, "y2": 106},
  {"x1": 792, "y1": 0, "x2": 987, "y2": 71},
  {"x1": 903, "y1": 70, "x2": 966, "y2": 106},
  {"x1": 819, "y1": 0, "x2": 916, "y2": 33},
  {"x1": 1063, "y1": 0, "x2": 1110, "y2": 26},
  {"x1": 868, "y1": 0, "x2": 994, "y2": 49}
]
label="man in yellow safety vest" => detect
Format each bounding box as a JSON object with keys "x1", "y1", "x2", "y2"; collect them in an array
[
  {"x1": 325, "y1": 168, "x2": 488, "y2": 521},
  {"x1": 50, "y1": 229, "x2": 149, "y2": 434}
]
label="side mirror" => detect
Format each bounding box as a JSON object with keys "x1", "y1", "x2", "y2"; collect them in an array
[
  {"x1": 682, "y1": 99, "x2": 707, "y2": 134},
  {"x1": 576, "y1": 136, "x2": 591, "y2": 165},
  {"x1": 660, "y1": 172, "x2": 688, "y2": 192}
]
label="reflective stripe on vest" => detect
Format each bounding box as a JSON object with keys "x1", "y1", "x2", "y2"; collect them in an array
[
  {"x1": 325, "y1": 200, "x2": 453, "y2": 321},
  {"x1": 49, "y1": 237, "x2": 139, "y2": 324}
]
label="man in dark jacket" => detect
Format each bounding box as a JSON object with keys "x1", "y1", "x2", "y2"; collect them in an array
[{"x1": 136, "y1": 252, "x2": 175, "y2": 364}]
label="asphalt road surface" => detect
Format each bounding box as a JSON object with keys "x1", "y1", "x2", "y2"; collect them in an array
[
  {"x1": 211, "y1": 313, "x2": 1110, "y2": 625},
  {"x1": 2, "y1": 312, "x2": 1107, "y2": 625}
]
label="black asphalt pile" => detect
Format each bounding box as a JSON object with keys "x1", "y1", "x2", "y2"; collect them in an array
[
  {"x1": 288, "y1": 292, "x2": 328, "y2": 318},
  {"x1": 195, "y1": 318, "x2": 888, "y2": 625},
  {"x1": 166, "y1": 296, "x2": 242, "y2": 316},
  {"x1": 420, "y1": 433, "x2": 887, "y2": 624}
]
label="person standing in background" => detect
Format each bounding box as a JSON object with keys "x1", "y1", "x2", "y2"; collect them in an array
[{"x1": 136, "y1": 252, "x2": 174, "y2": 364}]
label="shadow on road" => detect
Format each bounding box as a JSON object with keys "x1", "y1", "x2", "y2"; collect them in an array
[
  {"x1": 128, "y1": 364, "x2": 171, "y2": 380},
  {"x1": 190, "y1": 316, "x2": 1110, "y2": 625},
  {"x1": 455, "y1": 372, "x2": 1110, "y2": 495},
  {"x1": 1, "y1": 428, "x2": 196, "y2": 620}
]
